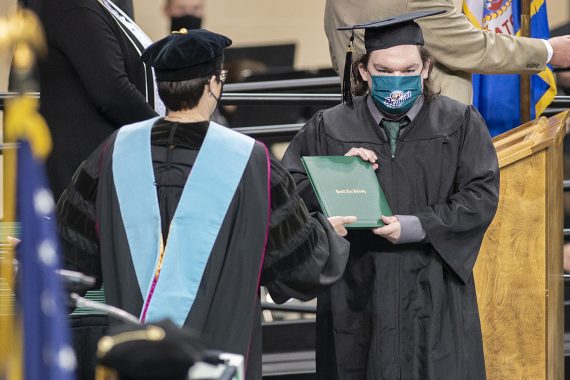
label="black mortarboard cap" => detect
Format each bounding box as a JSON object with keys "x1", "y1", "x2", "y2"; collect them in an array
[
  {"x1": 337, "y1": 10, "x2": 446, "y2": 105},
  {"x1": 142, "y1": 28, "x2": 232, "y2": 81},
  {"x1": 96, "y1": 319, "x2": 205, "y2": 380}
]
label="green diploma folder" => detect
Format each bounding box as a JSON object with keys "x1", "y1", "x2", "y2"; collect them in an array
[{"x1": 301, "y1": 156, "x2": 393, "y2": 228}]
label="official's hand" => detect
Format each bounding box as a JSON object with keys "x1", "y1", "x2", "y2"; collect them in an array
[
  {"x1": 549, "y1": 36, "x2": 570, "y2": 68},
  {"x1": 345, "y1": 147, "x2": 379, "y2": 170},
  {"x1": 328, "y1": 216, "x2": 357, "y2": 237},
  {"x1": 371, "y1": 215, "x2": 401, "y2": 243}
]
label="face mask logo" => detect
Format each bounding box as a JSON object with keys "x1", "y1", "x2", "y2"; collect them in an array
[{"x1": 383, "y1": 90, "x2": 412, "y2": 109}]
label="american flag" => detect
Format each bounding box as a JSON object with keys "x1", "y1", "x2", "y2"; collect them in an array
[{"x1": 16, "y1": 140, "x2": 76, "y2": 380}]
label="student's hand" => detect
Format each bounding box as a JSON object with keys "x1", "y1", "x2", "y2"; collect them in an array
[
  {"x1": 344, "y1": 147, "x2": 379, "y2": 170},
  {"x1": 371, "y1": 215, "x2": 400, "y2": 243},
  {"x1": 328, "y1": 216, "x2": 357, "y2": 237}
]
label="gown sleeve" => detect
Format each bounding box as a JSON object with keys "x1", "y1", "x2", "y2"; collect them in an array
[
  {"x1": 414, "y1": 106, "x2": 500, "y2": 284},
  {"x1": 261, "y1": 154, "x2": 350, "y2": 304},
  {"x1": 56, "y1": 137, "x2": 114, "y2": 288}
]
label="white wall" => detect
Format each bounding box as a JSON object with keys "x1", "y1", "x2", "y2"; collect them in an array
[{"x1": 549, "y1": 0, "x2": 570, "y2": 30}]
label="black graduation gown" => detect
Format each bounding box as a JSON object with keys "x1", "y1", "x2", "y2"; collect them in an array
[
  {"x1": 37, "y1": 0, "x2": 157, "y2": 199},
  {"x1": 57, "y1": 119, "x2": 350, "y2": 379},
  {"x1": 281, "y1": 95, "x2": 500, "y2": 380}
]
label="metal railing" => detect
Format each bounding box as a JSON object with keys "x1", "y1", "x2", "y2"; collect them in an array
[
  {"x1": 221, "y1": 93, "x2": 340, "y2": 106},
  {"x1": 234, "y1": 123, "x2": 302, "y2": 140},
  {"x1": 2, "y1": 83, "x2": 570, "y2": 232},
  {"x1": 0, "y1": 91, "x2": 39, "y2": 110},
  {"x1": 2, "y1": 89, "x2": 569, "y2": 113},
  {"x1": 542, "y1": 96, "x2": 570, "y2": 117},
  {"x1": 261, "y1": 302, "x2": 316, "y2": 314},
  {"x1": 2, "y1": 78, "x2": 570, "y2": 311},
  {"x1": 223, "y1": 76, "x2": 340, "y2": 92}
]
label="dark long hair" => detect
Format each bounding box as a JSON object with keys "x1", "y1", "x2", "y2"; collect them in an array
[{"x1": 350, "y1": 46, "x2": 439, "y2": 101}]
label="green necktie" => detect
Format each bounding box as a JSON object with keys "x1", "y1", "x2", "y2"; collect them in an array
[{"x1": 381, "y1": 117, "x2": 410, "y2": 158}]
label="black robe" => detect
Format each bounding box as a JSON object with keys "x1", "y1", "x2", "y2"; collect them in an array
[
  {"x1": 57, "y1": 119, "x2": 349, "y2": 379},
  {"x1": 37, "y1": 0, "x2": 158, "y2": 199},
  {"x1": 281, "y1": 95, "x2": 500, "y2": 380}
]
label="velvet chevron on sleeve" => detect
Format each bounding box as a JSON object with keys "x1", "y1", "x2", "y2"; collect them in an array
[{"x1": 56, "y1": 136, "x2": 116, "y2": 288}]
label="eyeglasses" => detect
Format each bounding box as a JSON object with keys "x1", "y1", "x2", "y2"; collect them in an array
[{"x1": 218, "y1": 69, "x2": 228, "y2": 83}]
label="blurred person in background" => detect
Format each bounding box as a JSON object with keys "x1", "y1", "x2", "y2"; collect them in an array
[
  {"x1": 20, "y1": 0, "x2": 134, "y2": 19},
  {"x1": 24, "y1": 1, "x2": 165, "y2": 378},
  {"x1": 31, "y1": 0, "x2": 164, "y2": 199},
  {"x1": 164, "y1": 0, "x2": 203, "y2": 32}
]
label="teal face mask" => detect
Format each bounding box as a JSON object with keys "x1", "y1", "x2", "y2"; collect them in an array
[{"x1": 370, "y1": 75, "x2": 422, "y2": 115}]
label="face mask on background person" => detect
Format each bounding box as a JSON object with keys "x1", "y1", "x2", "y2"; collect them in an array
[{"x1": 171, "y1": 15, "x2": 202, "y2": 32}]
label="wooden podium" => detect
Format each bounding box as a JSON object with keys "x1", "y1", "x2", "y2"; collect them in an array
[{"x1": 475, "y1": 111, "x2": 569, "y2": 379}]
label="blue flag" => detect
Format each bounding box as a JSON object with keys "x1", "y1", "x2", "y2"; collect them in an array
[
  {"x1": 16, "y1": 140, "x2": 76, "y2": 380},
  {"x1": 463, "y1": 0, "x2": 557, "y2": 136}
]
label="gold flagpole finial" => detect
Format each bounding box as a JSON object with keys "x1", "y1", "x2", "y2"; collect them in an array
[
  {"x1": 0, "y1": 8, "x2": 46, "y2": 64},
  {"x1": 172, "y1": 28, "x2": 189, "y2": 34}
]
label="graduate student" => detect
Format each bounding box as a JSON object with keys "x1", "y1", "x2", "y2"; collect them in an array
[
  {"x1": 57, "y1": 29, "x2": 352, "y2": 379},
  {"x1": 282, "y1": 11, "x2": 500, "y2": 380}
]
